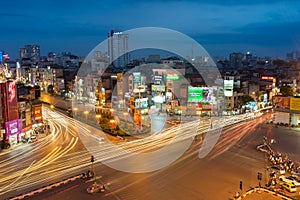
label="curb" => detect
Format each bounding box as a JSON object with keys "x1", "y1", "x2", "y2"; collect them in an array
[
  {"x1": 235, "y1": 187, "x2": 293, "y2": 200},
  {"x1": 6, "y1": 174, "x2": 82, "y2": 200}
]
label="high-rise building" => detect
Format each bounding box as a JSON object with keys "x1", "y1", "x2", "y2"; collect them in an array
[
  {"x1": 0, "y1": 81, "x2": 22, "y2": 145},
  {"x1": 108, "y1": 30, "x2": 129, "y2": 69},
  {"x1": 19, "y1": 45, "x2": 40, "y2": 66},
  {"x1": 286, "y1": 51, "x2": 300, "y2": 61},
  {"x1": 229, "y1": 52, "x2": 243, "y2": 68}
]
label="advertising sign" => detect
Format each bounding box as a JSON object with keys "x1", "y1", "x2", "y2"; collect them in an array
[
  {"x1": 7, "y1": 81, "x2": 19, "y2": 121},
  {"x1": 151, "y1": 85, "x2": 165, "y2": 92},
  {"x1": 273, "y1": 96, "x2": 290, "y2": 110},
  {"x1": 290, "y1": 98, "x2": 300, "y2": 111},
  {"x1": 153, "y1": 95, "x2": 165, "y2": 104},
  {"x1": 5, "y1": 119, "x2": 22, "y2": 136},
  {"x1": 188, "y1": 86, "x2": 203, "y2": 102},
  {"x1": 0, "y1": 51, "x2": 2, "y2": 62},
  {"x1": 166, "y1": 75, "x2": 180, "y2": 81},
  {"x1": 133, "y1": 72, "x2": 141, "y2": 83},
  {"x1": 224, "y1": 80, "x2": 234, "y2": 97},
  {"x1": 202, "y1": 87, "x2": 217, "y2": 102}
]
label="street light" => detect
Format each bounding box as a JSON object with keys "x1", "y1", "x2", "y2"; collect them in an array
[
  {"x1": 109, "y1": 108, "x2": 114, "y2": 117},
  {"x1": 109, "y1": 119, "x2": 115, "y2": 133},
  {"x1": 73, "y1": 107, "x2": 78, "y2": 116},
  {"x1": 96, "y1": 114, "x2": 101, "y2": 123},
  {"x1": 123, "y1": 112, "x2": 128, "y2": 128},
  {"x1": 84, "y1": 110, "x2": 89, "y2": 120},
  {"x1": 50, "y1": 104, "x2": 54, "y2": 109}
]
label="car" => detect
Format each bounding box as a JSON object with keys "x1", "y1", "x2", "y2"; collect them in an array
[
  {"x1": 117, "y1": 136, "x2": 126, "y2": 141},
  {"x1": 271, "y1": 165, "x2": 286, "y2": 175},
  {"x1": 290, "y1": 176, "x2": 300, "y2": 186},
  {"x1": 97, "y1": 137, "x2": 104, "y2": 143},
  {"x1": 279, "y1": 175, "x2": 300, "y2": 186},
  {"x1": 292, "y1": 169, "x2": 300, "y2": 177},
  {"x1": 28, "y1": 135, "x2": 37, "y2": 143},
  {"x1": 281, "y1": 182, "x2": 297, "y2": 193}
]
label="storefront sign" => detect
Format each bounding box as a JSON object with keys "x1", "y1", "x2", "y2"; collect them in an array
[
  {"x1": 273, "y1": 96, "x2": 290, "y2": 110},
  {"x1": 290, "y1": 98, "x2": 300, "y2": 111},
  {"x1": 5, "y1": 119, "x2": 22, "y2": 136}
]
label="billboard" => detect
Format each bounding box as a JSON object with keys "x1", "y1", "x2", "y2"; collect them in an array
[
  {"x1": 273, "y1": 96, "x2": 290, "y2": 110},
  {"x1": 224, "y1": 80, "x2": 234, "y2": 97},
  {"x1": 7, "y1": 81, "x2": 19, "y2": 121},
  {"x1": 188, "y1": 86, "x2": 203, "y2": 102},
  {"x1": 5, "y1": 119, "x2": 22, "y2": 136},
  {"x1": 290, "y1": 98, "x2": 300, "y2": 111},
  {"x1": 0, "y1": 51, "x2": 2, "y2": 62},
  {"x1": 234, "y1": 80, "x2": 240, "y2": 89},
  {"x1": 202, "y1": 87, "x2": 217, "y2": 103},
  {"x1": 133, "y1": 72, "x2": 141, "y2": 83},
  {"x1": 151, "y1": 85, "x2": 165, "y2": 92},
  {"x1": 166, "y1": 74, "x2": 180, "y2": 81}
]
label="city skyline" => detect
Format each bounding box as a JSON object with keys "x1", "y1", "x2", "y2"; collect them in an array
[{"x1": 1, "y1": 0, "x2": 300, "y2": 59}]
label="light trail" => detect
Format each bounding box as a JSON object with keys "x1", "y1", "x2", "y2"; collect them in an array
[{"x1": 0, "y1": 107, "x2": 265, "y2": 198}]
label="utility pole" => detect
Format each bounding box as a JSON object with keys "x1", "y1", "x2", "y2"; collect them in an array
[
  {"x1": 239, "y1": 180, "x2": 243, "y2": 196},
  {"x1": 90, "y1": 155, "x2": 96, "y2": 181},
  {"x1": 257, "y1": 172, "x2": 262, "y2": 188}
]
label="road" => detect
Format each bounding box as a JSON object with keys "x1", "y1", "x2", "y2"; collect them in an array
[
  {"x1": 1, "y1": 110, "x2": 299, "y2": 200},
  {"x1": 17, "y1": 113, "x2": 300, "y2": 199}
]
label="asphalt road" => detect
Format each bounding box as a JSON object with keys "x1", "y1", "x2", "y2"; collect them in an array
[{"x1": 24, "y1": 113, "x2": 300, "y2": 200}]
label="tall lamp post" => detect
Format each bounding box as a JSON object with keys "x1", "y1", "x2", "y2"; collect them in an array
[
  {"x1": 73, "y1": 107, "x2": 78, "y2": 116},
  {"x1": 123, "y1": 112, "x2": 128, "y2": 128},
  {"x1": 110, "y1": 119, "x2": 115, "y2": 134},
  {"x1": 136, "y1": 86, "x2": 144, "y2": 129},
  {"x1": 84, "y1": 110, "x2": 89, "y2": 120},
  {"x1": 96, "y1": 114, "x2": 101, "y2": 124}
]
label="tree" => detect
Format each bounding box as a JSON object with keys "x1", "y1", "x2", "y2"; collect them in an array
[
  {"x1": 241, "y1": 95, "x2": 254, "y2": 105},
  {"x1": 296, "y1": 88, "x2": 300, "y2": 96},
  {"x1": 47, "y1": 85, "x2": 54, "y2": 95},
  {"x1": 280, "y1": 86, "x2": 294, "y2": 96}
]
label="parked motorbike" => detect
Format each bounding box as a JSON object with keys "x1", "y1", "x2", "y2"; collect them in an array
[
  {"x1": 86, "y1": 182, "x2": 105, "y2": 193},
  {"x1": 81, "y1": 170, "x2": 95, "y2": 179}
]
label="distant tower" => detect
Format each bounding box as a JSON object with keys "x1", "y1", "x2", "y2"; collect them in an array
[
  {"x1": 245, "y1": 51, "x2": 252, "y2": 63},
  {"x1": 108, "y1": 30, "x2": 129, "y2": 69},
  {"x1": 229, "y1": 52, "x2": 243, "y2": 68}
]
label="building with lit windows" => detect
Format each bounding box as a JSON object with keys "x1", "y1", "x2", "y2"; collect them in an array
[{"x1": 108, "y1": 30, "x2": 129, "y2": 69}]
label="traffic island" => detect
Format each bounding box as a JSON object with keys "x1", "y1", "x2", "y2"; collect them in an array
[{"x1": 233, "y1": 187, "x2": 295, "y2": 200}]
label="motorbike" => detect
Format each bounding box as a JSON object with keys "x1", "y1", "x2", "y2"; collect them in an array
[
  {"x1": 86, "y1": 182, "x2": 105, "y2": 194},
  {"x1": 81, "y1": 170, "x2": 95, "y2": 179}
]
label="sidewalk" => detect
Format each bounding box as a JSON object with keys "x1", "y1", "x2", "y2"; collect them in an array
[
  {"x1": 242, "y1": 192, "x2": 284, "y2": 200},
  {"x1": 1, "y1": 132, "x2": 49, "y2": 152}
]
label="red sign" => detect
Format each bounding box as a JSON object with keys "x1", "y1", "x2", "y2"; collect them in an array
[
  {"x1": 7, "y1": 81, "x2": 18, "y2": 121},
  {"x1": 22, "y1": 125, "x2": 33, "y2": 133},
  {"x1": 273, "y1": 96, "x2": 290, "y2": 110},
  {"x1": 261, "y1": 76, "x2": 274, "y2": 80}
]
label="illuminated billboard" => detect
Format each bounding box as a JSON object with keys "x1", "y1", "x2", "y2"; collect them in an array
[
  {"x1": 151, "y1": 85, "x2": 165, "y2": 92},
  {"x1": 7, "y1": 81, "x2": 19, "y2": 121},
  {"x1": 166, "y1": 74, "x2": 180, "y2": 81},
  {"x1": 290, "y1": 98, "x2": 300, "y2": 111},
  {"x1": 273, "y1": 96, "x2": 290, "y2": 110},
  {"x1": 224, "y1": 80, "x2": 234, "y2": 97},
  {"x1": 133, "y1": 72, "x2": 141, "y2": 83},
  {"x1": 0, "y1": 51, "x2": 2, "y2": 62},
  {"x1": 202, "y1": 87, "x2": 217, "y2": 102},
  {"x1": 188, "y1": 86, "x2": 203, "y2": 102},
  {"x1": 5, "y1": 119, "x2": 22, "y2": 136}
]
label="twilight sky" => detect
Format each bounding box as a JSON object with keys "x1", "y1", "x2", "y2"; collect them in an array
[{"x1": 1, "y1": 0, "x2": 300, "y2": 59}]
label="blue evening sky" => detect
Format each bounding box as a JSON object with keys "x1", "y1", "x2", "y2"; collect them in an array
[{"x1": 1, "y1": 0, "x2": 300, "y2": 59}]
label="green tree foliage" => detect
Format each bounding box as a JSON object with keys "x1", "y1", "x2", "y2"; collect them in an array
[
  {"x1": 241, "y1": 95, "x2": 254, "y2": 105},
  {"x1": 280, "y1": 86, "x2": 294, "y2": 96},
  {"x1": 47, "y1": 85, "x2": 54, "y2": 95}
]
